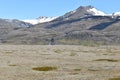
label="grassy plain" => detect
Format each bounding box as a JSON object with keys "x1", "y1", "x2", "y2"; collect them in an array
[{"x1": 0, "y1": 45, "x2": 120, "y2": 80}]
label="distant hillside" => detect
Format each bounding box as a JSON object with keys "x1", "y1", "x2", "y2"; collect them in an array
[{"x1": 0, "y1": 6, "x2": 120, "y2": 45}]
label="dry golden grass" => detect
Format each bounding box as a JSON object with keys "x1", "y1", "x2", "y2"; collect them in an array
[
  {"x1": 109, "y1": 77, "x2": 120, "y2": 80},
  {"x1": 0, "y1": 45, "x2": 119, "y2": 80}
]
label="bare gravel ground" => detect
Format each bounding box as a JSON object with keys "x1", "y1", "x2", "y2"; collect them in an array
[{"x1": 0, "y1": 45, "x2": 120, "y2": 80}]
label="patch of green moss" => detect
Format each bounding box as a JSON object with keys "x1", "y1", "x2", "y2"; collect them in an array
[
  {"x1": 32, "y1": 66, "x2": 57, "y2": 71},
  {"x1": 8, "y1": 64, "x2": 17, "y2": 66},
  {"x1": 94, "y1": 59, "x2": 118, "y2": 62},
  {"x1": 88, "y1": 69, "x2": 99, "y2": 71},
  {"x1": 54, "y1": 49, "x2": 62, "y2": 53},
  {"x1": 5, "y1": 51, "x2": 13, "y2": 54},
  {"x1": 69, "y1": 72, "x2": 79, "y2": 75},
  {"x1": 74, "y1": 69, "x2": 81, "y2": 71},
  {"x1": 70, "y1": 51, "x2": 77, "y2": 56}
]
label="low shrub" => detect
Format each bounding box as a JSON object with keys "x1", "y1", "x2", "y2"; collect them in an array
[
  {"x1": 94, "y1": 59, "x2": 118, "y2": 62},
  {"x1": 32, "y1": 66, "x2": 57, "y2": 71}
]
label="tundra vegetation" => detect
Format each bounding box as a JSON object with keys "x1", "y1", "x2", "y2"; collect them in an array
[{"x1": 0, "y1": 45, "x2": 119, "y2": 80}]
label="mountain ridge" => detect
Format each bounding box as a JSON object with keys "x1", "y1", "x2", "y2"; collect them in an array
[
  {"x1": 1, "y1": 6, "x2": 120, "y2": 25},
  {"x1": 0, "y1": 5, "x2": 120, "y2": 45}
]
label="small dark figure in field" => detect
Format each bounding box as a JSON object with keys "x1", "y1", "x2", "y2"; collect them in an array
[
  {"x1": 50, "y1": 38, "x2": 55, "y2": 45},
  {"x1": 47, "y1": 38, "x2": 55, "y2": 45}
]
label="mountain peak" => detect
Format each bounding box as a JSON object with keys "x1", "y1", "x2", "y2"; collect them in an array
[
  {"x1": 23, "y1": 16, "x2": 57, "y2": 25},
  {"x1": 37, "y1": 16, "x2": 48, "y2": 19},
  {"x1": 76, "y1": 5, "x2": 106, "y2": 16},
  {"x1": 113, "y1": 12, "x2": 120, "y2": 16},
  {"x1": 87, "y1": 8, "x2": 107, "y2": 16},
  {"x1": 77, "y1": 5, "x2": 94, "y2": 10},
  {"x1": 61, "y1": 5, "x2": 107, "y2": 20}
]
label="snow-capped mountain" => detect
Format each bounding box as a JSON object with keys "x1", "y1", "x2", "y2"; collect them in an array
[
  {"x1": 0, "y1": 5, "x2": 120, "y2": 45},
  {"x1": 74, "y1": 6, "x2": 107, "y2": 16},
  {"x1": 23, "y1": 16, "x2": 57, "y2": 25},
  {"x1": 0, "y1": 18, "x2": 33, "y2": 28},
  {"x1": 58, "y1": 6, "x2": 109, "y2": 21},
  {"x1": 112, "y1": 12, "x2": 120, "y2": 16},
  {"x1": 87, "y1": 8, "x2": 107, "y2": 16},
  {"x1": 86, "y1": 7, "x2": 120, "y2": 17},
  {"x1": 4, "y1": 19, "x2": 33, "y2": 27}
]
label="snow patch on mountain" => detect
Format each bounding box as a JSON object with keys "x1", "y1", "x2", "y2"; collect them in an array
[
  {"x1": 113, "y1": 12, "x2": 120, "y2": 16},
  {"x1": 70, "y1": 10, "x2": 77, "y2": 14},
  {"x1": 4, "y1": 19, "x2": 33, "y2": 27},
  {"x1": 23, "y1": 16, "x2": 57, "y2": 25},
  {"x1": 87, "y1": 8, "x2": 107, "y2": 16}
]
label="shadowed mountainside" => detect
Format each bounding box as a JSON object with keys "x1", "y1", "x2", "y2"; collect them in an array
[{"x1": 0, "y1": 6, "x2": 120, "y2": 45}]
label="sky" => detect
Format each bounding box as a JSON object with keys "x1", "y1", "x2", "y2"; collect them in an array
[{"x1": 0, "y1": 0, "x2": 120, "y2": 20}]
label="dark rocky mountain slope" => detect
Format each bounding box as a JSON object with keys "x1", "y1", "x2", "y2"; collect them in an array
[{"x1": 0, "y1": 6, "x2": 120, "y2": 45}]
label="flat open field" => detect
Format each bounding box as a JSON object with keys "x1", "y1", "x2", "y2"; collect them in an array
[{"x1": 0, "y1": 45, "x2": 120, "y2": 80}]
